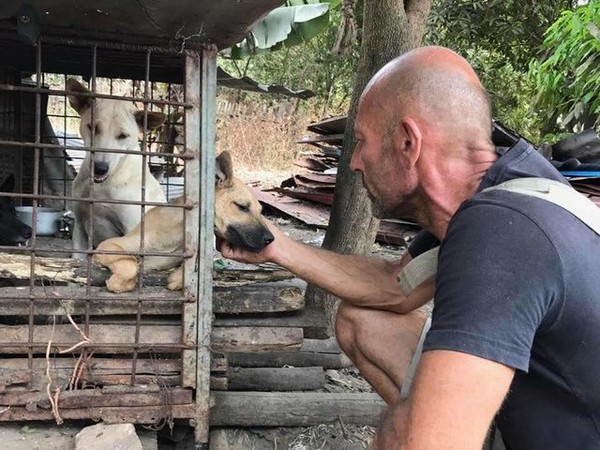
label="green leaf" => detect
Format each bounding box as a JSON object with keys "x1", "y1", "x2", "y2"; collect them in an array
[{"x1": 229, "y1": 2, "x2": 331, "y2": 57}]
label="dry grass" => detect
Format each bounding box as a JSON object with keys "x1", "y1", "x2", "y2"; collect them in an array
[{"x1": 216, "y1": 96, "x2": 322, "y2": 187}]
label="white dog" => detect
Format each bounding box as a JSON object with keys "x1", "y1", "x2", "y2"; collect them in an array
[{"x1": 67, "y1": 79, "x2": 166, "y2": 258}]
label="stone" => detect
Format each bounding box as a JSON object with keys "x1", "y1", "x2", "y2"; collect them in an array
[{"x1": 75, "y1": 423, "x2": 142, "y2": 450}]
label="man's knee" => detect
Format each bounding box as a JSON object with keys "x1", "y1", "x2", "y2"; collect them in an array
[{"x1": 335, "y1": 303, "x2": 363, "y2": 356}]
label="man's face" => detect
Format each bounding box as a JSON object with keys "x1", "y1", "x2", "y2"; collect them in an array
[{"x1": 350, "y1": 97, "x2": 418, "y2": 220}]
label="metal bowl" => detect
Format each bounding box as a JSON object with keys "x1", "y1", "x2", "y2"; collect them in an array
[{"x1": 15, "y1": 206, "x2": 63, "y2": 236}]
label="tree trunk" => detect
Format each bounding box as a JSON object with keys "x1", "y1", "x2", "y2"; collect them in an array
[{"x1": 305, "y1": 0, "x2": 431, "y2": 337}]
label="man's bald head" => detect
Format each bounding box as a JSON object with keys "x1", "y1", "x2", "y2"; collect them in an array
[{"x1": 361, "y1": 46, "x2": 492, "y2": 146}]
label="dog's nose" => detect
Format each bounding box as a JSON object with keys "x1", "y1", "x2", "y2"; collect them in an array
[
  {"x1": 22, "y1": 227, "x2": 32, "y2": 239},
  {"x1": 263, "y1": 229, "x2": 275, "y2": 246},
  {"x1": 94, "y1": 161, "x2": 109, "y2": 176}
]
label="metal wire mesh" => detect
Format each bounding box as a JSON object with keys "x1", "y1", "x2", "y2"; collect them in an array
[{"x1": 0, "y1": 36, "x2": 207, "y2": 428}]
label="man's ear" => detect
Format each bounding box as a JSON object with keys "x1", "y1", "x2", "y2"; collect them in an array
[{"x1": 396, "y1": 118, "x2": 422, "y2": 169}]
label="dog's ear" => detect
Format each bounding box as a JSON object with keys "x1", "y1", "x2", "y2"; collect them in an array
[
  {"x1": 215, "y1": 151, "x2": 234, "y2": 188},
  {"x1": 134, "y1": 111, "x2": 166, "y2": 130},
  {"x1": 66, "y1": 79, "x2": 91, "y2": 115},
  {"x1": 0, "y1": 174, "x2": 15, "y2": 193}
]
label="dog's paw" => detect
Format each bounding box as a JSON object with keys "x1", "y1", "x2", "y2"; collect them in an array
[
  {"x1": 167, "y1": 266, "x2": 183, "y2": 290},
  {"x1": 106, "y1": 274, "x2": 137, "y2": 293}
]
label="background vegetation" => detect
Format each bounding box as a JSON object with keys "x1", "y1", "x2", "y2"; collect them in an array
[{"x1": 216, "y1": 0, "x2": 597, "y2": 173}]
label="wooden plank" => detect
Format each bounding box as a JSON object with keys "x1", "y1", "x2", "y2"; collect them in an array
[
  {"x1": 210, "y1": 376, "x2": 229, "y2": 391},
  {"x1": 0, "y1": 286, "x2": 183, "y2": 316},
  {"x1": 227, "y1": 351, "x2": 352, "y2": 369},
  {"x1": 213, "y1": 305, "x2": 327, "y2": 330},
  {"x1": 0, "y1": 325, "x2": 302, "y2": 354},
  {"x1": 0, "y1": 388, "x2": 193, "y2": 408},
  {"x1": 211, "y1": 327, "x2": 303, "y2": 353},
  {"x1": 0, "y1": 404, "x2": 196, "y2": 422},
  {"x1": 210, "y1": 392, "x2": 385, "y2": 426},
  {"x1": 0, "y1": 324, "x2": 182, "y2": 354},
  {"x1": 228, "y1": 339, "x2": 348, "y2": 368},
  {"x1": 0, "y1": 281, "x2": 304, "y2": 316},
  {"x1": 0, "y1": 252, "x2": 293, "y2": 289},
  {"x1": 228, "y1": 367, "x2": 325, "y2": 391},
  {"x1": 211, "y1": 354, "x2": 228, "y2": 374},
  {"x1": 298, "y1": 337, "x2": 343, "y2": 354},
  {"x1": 181, "y1": 302, "x2": 197, "y2": 389},
  {"x1": 214, "y1": 284, "x2": 303, "y2": 314},
  {"x1": 213, "y1": 268, "x2": 295, "y2": 287},
  {"x1": 0, "y1": 252, "x2": 171, "y2": 287},
  {"x1": 228, "y1": 351, "x2": 352, "y2": 369}
]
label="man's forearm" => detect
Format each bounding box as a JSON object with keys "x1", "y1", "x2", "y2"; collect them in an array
[{"x1": 272, "y1": 235, "x2": 408, "y2": 309}]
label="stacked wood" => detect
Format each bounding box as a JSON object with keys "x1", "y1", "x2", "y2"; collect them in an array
[
  {"x1": 0, "y1": 244, "x2": 364, "y2": 426},
  {"x1": 228, "y1": 338, "x2": 352, "y2": 370},
  {"x1": 210, "y1": 392, "x2": 386, "y2": 427}
]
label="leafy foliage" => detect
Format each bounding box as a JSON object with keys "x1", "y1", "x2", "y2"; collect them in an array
[
  {"x1": 219, "y1": 5, "x2": 360, "y2": 117},
  {"x1": 425, "y1": 0, "x2": 578, "y2": 141},
  {"x1": 229, "y1": 0, "x2": 341, "y2": 59},
  {"x1": 529, "y1": 1, "x2": 600, "y2": 138},
  {"x1": 426, "y1": 0, "x2": 576, "y2": 71}
]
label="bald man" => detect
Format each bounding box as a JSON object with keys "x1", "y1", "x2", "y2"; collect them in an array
[{"x1": 220, "y1": 46, "x2": 600, "y2": 449}]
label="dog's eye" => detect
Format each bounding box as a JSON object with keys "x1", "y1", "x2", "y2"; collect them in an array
[
  {"x1": 235, "y1": 203, "x2": 250, "y2": 213},
  {"x1": 117, "y1": 133, "x2": 129, "y2": 140},
  {"x1": 87, "y1": 124, "x2": 92, "y2": 131}
]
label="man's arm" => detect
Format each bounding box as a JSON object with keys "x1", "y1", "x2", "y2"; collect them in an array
[
  {"x1": 218, "y1": 220, "x2": 434, "y2": 312},
  {"x1": 373, "y1": 350, "x2": 515, "y2": 449}
]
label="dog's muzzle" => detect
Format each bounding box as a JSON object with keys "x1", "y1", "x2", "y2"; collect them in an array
[
  {"x1": 225, "y1": 224, "x2": 274, "y2": 252},
  {"x1": 93, "y1": 161, "x2": 110, "y2": 183}
]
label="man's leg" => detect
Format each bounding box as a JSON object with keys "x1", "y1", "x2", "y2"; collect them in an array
[{"x1": 336, "y1": 303, "x2": 428, "y2": 404}]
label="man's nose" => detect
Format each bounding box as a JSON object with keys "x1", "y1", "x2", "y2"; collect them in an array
[{"x1": 349, "y1": 147, "x2": 361, "y2": 172}]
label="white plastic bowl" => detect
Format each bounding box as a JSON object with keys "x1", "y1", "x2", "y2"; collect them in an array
[{"x1": 15, "y1": 206, "x2": 62, "y2": 236}]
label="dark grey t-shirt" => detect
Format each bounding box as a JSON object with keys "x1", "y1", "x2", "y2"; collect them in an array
[{"x1": 422, "y1": 140, "x2": 600, "y2": 449}]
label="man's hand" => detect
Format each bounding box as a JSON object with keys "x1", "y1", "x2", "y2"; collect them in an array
[{"x1": 217, "y1": 219, "x2": 283, "y2": 265}]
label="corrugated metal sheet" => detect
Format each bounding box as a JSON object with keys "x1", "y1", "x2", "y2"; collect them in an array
[{"x1": 0, "y1": 0, "x2": 284, "y2": 50}]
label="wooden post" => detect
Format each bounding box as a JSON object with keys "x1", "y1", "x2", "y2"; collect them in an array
[{"x1": 194, "y1": 47, "x2": 218, "y2": 446}]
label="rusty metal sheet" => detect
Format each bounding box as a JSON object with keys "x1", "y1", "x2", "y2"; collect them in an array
[
  {"x1": 306, "y1": 116, "x2": 347, "y2": 135},
  {"x1": 252, "y1": 187, "x2": 330, "y2": 228},
  {"x1": 253, "y1": 187, "x2": 409, "y2": 246},
  {"x1": 0, "y1": 1, "x2": 284, "y2": 50}
]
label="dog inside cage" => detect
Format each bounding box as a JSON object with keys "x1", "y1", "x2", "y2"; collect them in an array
[
  {"x1": 0, "y1": 43, "x2": 200, "y2": 410},
  {"x1": 0, "y1": 40, "x2": 273, "y2": 411}
]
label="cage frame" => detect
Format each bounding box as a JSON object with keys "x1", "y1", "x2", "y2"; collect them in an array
[{"x1": 0, "y1": 34, "x2": 216, "y2": 447}]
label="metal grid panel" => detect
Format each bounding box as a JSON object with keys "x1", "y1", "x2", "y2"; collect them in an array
[{"x1": 0, "y1": 36, "x2": 213, "y2": 445}]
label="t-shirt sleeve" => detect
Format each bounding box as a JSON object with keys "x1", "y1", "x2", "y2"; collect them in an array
[{"x1": 423, "y1": 200, "x2": 564, "y2": 372}]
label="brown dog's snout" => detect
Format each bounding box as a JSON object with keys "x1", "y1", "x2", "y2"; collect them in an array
[
  {"x1": 225, "y1": 222, "x2": 274, "y2": 253},
  {"x1": 263, "y1": 228, "x2": 274, "y2": 246}
]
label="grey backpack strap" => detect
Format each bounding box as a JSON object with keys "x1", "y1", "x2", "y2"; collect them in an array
[
  {"x1": 397, "y1": 246, "x2": 439, "y2": 296},
  {"x1": 483, "y1": 177, "x2": 600, "y2": 236}
]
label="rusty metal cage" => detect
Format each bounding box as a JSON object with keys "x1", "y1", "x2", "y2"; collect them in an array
[{"x1": 0, "y1": 32, "x2": 215, "y2": 445}]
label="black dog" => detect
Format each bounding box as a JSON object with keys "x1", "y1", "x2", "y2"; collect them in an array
[{"x1": 0, "y1": 175, "x2": 31, "y2": 246}]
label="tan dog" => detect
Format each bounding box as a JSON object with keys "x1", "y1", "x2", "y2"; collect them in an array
[
  {"x1": 67, "y1": 79, "x2": 167, "y2": 258},
  {"x1": 94, "y1": 151, "x2": 274, "y2": 292}
]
